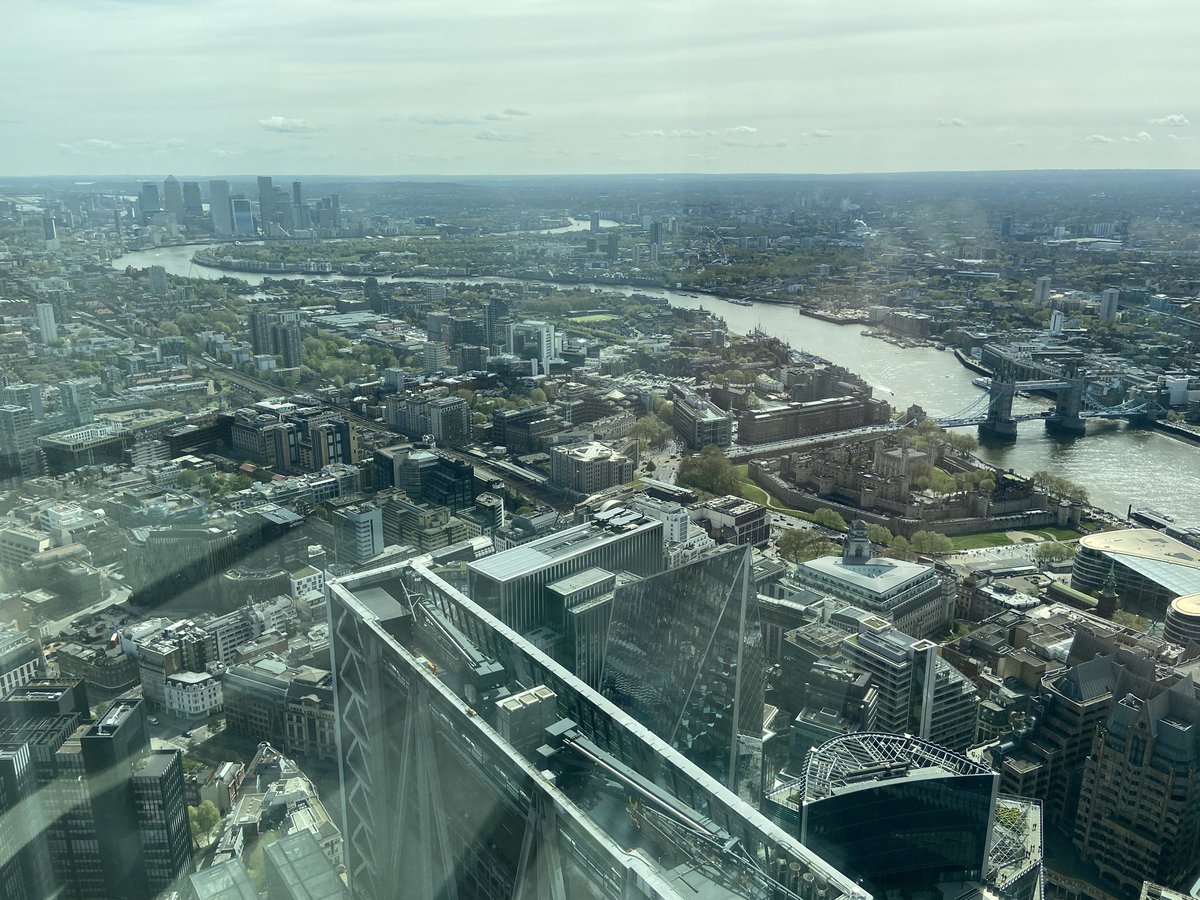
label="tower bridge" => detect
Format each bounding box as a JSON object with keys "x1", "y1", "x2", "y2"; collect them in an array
[{"x1": 937, "y1": 353, "x2": 1162, "y2": 441}]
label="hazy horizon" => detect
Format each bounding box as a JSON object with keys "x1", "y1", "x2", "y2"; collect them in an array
[{"x1": 4, "y1": 0, "x2": 1197, "y2": 177}]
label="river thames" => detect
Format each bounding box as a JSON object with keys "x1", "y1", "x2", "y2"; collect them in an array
[{"x1": 112, "y1": 244, "x2": 1200, "y2": 521}]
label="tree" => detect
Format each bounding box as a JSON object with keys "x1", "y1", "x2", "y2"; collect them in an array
[
  {"x1": 1034, "y1": 541, "x2": 1075, "y2": 565},
  {"x1": 909, "y1": 530, "x2": 954, "y2": 555},
  {"x1": 866, "y1": 524, "x2": 894, "y2": 546},
  {"x1": 812, "y1": 508, "x2": 848, "y2": 531},
  {"x1": 777, "y1": 527, "x2": 839, "y2": 563},
  {"x1": 530, "y1": 388, "x2": 548, "y2": 404},
  {"x1": 945, "y1": 432, "x2": 978, "y2": 455},
  {"x1": 188, "y1": 800, "x2": 221, "y2": 846},
  {"x1": 676, "y1": 444, "x2": 741, "y2": 496},
  {"x1": 630, "y1": 415, "x2": 670, "y2": 450},
  {"x1": 177, "y1": 469, "x2": 199, "y2": 489}
]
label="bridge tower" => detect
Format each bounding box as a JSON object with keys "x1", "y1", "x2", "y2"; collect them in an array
[
  {"x1": 1046, "y1": 361, "x2": 1086, "y2": 436},
  {"x1": 979, "y1": 360, "x2": 1018, "y2": 441}
]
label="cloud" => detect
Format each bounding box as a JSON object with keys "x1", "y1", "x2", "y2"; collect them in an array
[
  {"x1": 56, "y1": 138, "x2": 125, "y2": 154},
  {"x1": 758, "y1": 140, "x2": 787, "y2": 148},
  {"x1": 258, "y1": 116, "x2": 318, "y2": 133},
  {"x1": 482, "y1": 113, "x2": 510, "y2": 121},
  {"x1": 938, "y1": 117, "x2": 968, "y2": 127},
  {"x1": 1167, "y1": 133, "x2": 1194, "y2": 141},
  {"x1": 410, "y1": 113, "x2": 478, "y2": 126},
  {"x1": 1081, "y1": 133, "x2": 1115, "y2": 144},
  {"x1": 1122, "y1": 131, "x2": 1153, "y2": 143},
  {"x1": 1150, "y1": 114, "x2": 1190, "y2": 127},
  {"x1": 501, "y1": 108, "x2": 530, "y2": 117},
  {"x1": 812, "y1": 129, "x2": 834, "y2": 139},
  {"x1": 624, "y1": 128, "x2": 717, "y2": 139},
  {"x1": 725, "y1": 125, "x2": 758, "y2": 135},
  {"x1": 475, "y1": 129, "x2": 530, "y2": 142}
]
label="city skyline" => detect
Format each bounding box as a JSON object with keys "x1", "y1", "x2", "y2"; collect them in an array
[{"x1": 4, "y1": 0, "x2": 1197, "y2": 176}]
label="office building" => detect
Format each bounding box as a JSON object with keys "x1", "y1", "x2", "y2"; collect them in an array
[
  {"x1": 140, "y1": 182, "x2": 162, "y2": 223},
  {"x1": 429, "y1": 396, "x2": 471, "y2": 447},
  {"x1": 670, "y1": 384, "x2": 732, "y2": 449},
  {"x1": 209, "y1": 179, "x2": 233, "y2": 234},
  {"x1": 0, "y1": 742, "x2": 54, "y2": 899},
  {"x1": 841, "y1": 619, "x2": 979, "y2": 752},
  {"x1": 737, "y1": 396, "x2": 875, "y2": 445},
  {"x1": 0, "y1": 625, "x2": 44, "y2": 697},
  {"x1": 332, "y1": 504, "x2": 384, "y2": 566},
  {"x1": 549, "y1": 441, "x2": 635, "y2": 494},
  {"x1": 484, "y1": 294, "x2": 511, "y2": 351},
  {"x1": 231, "y1": 197, "x2": 254, "y2": 234},
  {"x1": 602, "y1": 546, "x2": 765, "y2": 800},
  {"x1": 508, "y1": 320, "x2": 557, "y2": 371},
  {"x1": 43, "y1": 213, "x2": 60, "y2": 251},
  {"x1": 222, "y1": 658, "x2": 335, "y2": 761},
  {"x1": 182, "y1": 180, "x2": 203, "y2": 217},
  {"x1": 0, "y1": 405, "x2": 43, "y2": 479},
  {"x1": 1072, "y1": 529, "x2": 1200, "y2": 612},
  {"x1": 1164, "y1": 592, "x2": 1200, "y2": 646},
  {"x1": 467, "y1": 515, "x2": 663, "y2": 633},
  {"x1": 326, "y1": 557, "x2": 861, "y2": 900},
  {"x1": 691, "y1": 495, "x2": 770, "y2": 548},
  {"x1": 163, "y1": 175, "x2": 184, "y2": 221},
  {"x1": 59, "y1": 379, "x2": 94, "y2": 426},
  {"x1": 264, "y1": 830, "x2": 348, "y2": 900},
  {"x1": 799, "y1": 733, "x2": 998, "y2": 899},
  {"x1": 184, "y1": 857, "x2": 258, "y2": 900},
  {"x1": 133, "y1": 750, "x2": 193, "y2": 894},
  {"x1": 35, "y1": 302, "x2": 57, "y2": 343},
  {"x1": 1074, "y1": 677, "x2": 1200, "y2": 893},
  {"x1": 257, "y1": 175, "x2": 276, "y2": 230},
  {"x1": 3, "y1": 383, "x2": 42, "y2": 419},
  {"x1": 274, "y1": 322, "x2": 304, "y2": 368},
  {"x1": 793, "y1": 521, "x2": 953, "y2": 638}
]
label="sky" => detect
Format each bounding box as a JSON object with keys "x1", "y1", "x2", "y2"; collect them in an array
[{"x1": 3, "y1": 0, "x2": 1198, "y2": 177}]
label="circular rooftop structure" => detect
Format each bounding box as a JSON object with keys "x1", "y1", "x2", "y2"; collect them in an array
[
  {"x1": 1164, "y1": 592, "x2": 1200, "y2": 646},
  {"x1": 801, "y1": 732, "x2": 991, "y2": 804}
]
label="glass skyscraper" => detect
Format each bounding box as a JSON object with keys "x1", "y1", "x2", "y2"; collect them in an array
[{"x1": 601, "y1": 545, "x2": 765, "y2": 801}]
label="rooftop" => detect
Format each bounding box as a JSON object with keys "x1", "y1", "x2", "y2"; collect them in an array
[
  {"x1": 469, "y1": 519, "x2": 655, "y2": 583},
  {"x1": 801, "y1": 554, "x2": 931, "y2": 595}
]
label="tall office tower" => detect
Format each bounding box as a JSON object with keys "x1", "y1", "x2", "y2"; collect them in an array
[
  {"x1": 590, "y1": 210, "x2": 600, "y2": 232},
  {"x1": 208, "y1": 179, "x2": 233, "y2": 235},
  {"x1": 291, "y1": 179, "x2": 304, "y2": 229},
  {"x1": 58, "y1": 379, "x2": 94, "y2": 426},
  {"x1": 162, "y1": 175, "x2": 184, "y2": 221},
  {"x1": 800, "y1": 733, "x2": 1000, "y2": 899},
  {"x1": 330, "y1": 193, "x2": 341, "y2": 228},
  {"x1": 0, "y1": 405, "x2": 42, "y2": 479},
  {"x1": 484, "y1": 294, "x2": 511, "y2": 351},
  {"x1": 257, "y1": 175, "x2": 275, "y2": 230},
  {"x1": 35, "y1": 301, "x2": 57, "y2": 343},
  {"x1": 1034, "y1": 275, "x2": 1051, "y2": 304},
  {"x1": 113, "y1": 208, "x2": 122, "y2": 237},
  {"x1": 1099, "y1": 287, "x2": 1119, "y2": 321},
  {"x1": 43, "y1": 213, "x2": 60, "y2": 251},
  {"x1": 327, "y1": 556, "x2": 861, "y2": 900},
  {"x1": 139, "y1": 182, "x2": 162, "y2": 223},
  {"x1": 180, "y1": 182, "x2": 202, "y2": 219},
  {"x1": 606, "y1": 231, "x2": 618, "y2": 260},
  {"x1": 3, "y1": 383, "x2": 42, "y2": 420},
  {"x1": 0, "y1": 743, "x2": 55, "y2": 898},
  {"x1": 271, "y1": 186, "x2": 291, "y2": 230},
  {"x1": 650, "y1": 220, "x2": 662, "y2": 246},
  {"x1": 132, "y1": 750, "x2": 194, "y2": 894},
  {"x1": 332, "y1": 504, "x2": 383, "y2": 566},
  {"x1": 274, "y1": 322, "x2": 303, "y2": 368},
  {"x1": 1001, "y1": 215, "x2": 1014, "y2": 238},
  {"x1": 841, "y1": 619, "x2": 979, "y2": 752},
  {"x1": 148, "y1": 264, "x2": 169, "y2": 297},
  {"x1": 1073, "y1": 677, "x2": 1200, "y2": 893},
  {"x1": 230, "y1": 197, "x2": 254, "y2": 234},
  {"x1": 602, "y1": 545, "x2": 765, "y2": 801}
]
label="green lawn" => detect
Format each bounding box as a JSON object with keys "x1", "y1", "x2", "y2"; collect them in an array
[
  {"x1": 948, "y1": 531, "x2": 1020, "y2": 550},
  {"x1": 571, "y1": 314, "x2": 618, "y2": 323}
]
